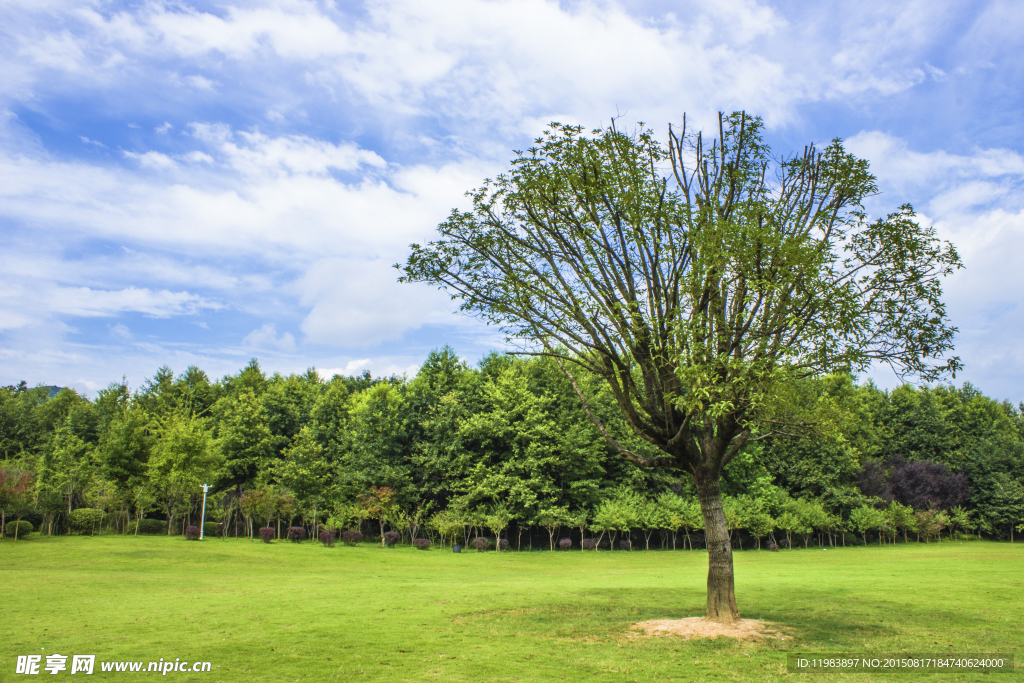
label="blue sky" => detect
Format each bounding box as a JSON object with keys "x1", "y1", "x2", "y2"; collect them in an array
[{"x1": 2, "y1": 0, "x2": 1023, "y2": 402}]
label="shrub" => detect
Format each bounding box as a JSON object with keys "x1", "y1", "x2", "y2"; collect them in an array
[
  {"x1": 383, "y1": 531, "x2": 401, "y2": 547},
  {"x1": 341, "y1": 530, "x2": 363, "y2": 546},
  {"x1": 581, "y1": 538, "x2": 597, "y2": 550},
  {"x1": 319, "y1": 530, "x2": 336, "y2": 547},
  {"x1": 768, "y1": 542, "x2": 779, "y2": 552},
  {"x1": 185, "y1": 525, "x2": 201, "y2": 541},
  {"x1": 68, "y1": 508, "x2": 104, "y2": 535},
  {"x1": 618, "y1": 539, "x2": 632, "y2": 551},
  {"x1": 130, "y1": 519, "x2": 165, "y2": 535},
  {"x1": 558, "y1": 538, "x2": 572, "y2": 550},
  {"x1": 497, "y1": 538, "x2": 509, "y2": 551},
  {"x1": 413, "y1": 538, "x2": 431, "y2": 550},
  {"x1": 287, "y1": 526, "x2": 305, "y2": 543},
  {"x1": 259, "y1": 527, "x2": 275, "y2": 543},
  {"x1": 3, "y1": 520, "x2": 33, "y2": 538},
  {"x1": 472, "y1": 537, "x2": 491, "y2": 552},
  {"x1": 203, "y1": 522, "x2": 218, "y2": 538},
  {"x1": 215, "y1": 522, "x2": 224, "y2": 537}
]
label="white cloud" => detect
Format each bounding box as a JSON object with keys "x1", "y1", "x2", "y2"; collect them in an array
[
  {"x1": 847, "y1": 131, "x2": 1024, "y2": 400},
  {"x1": 242, "y1": 323, "x2": 296, "y2": 351}
]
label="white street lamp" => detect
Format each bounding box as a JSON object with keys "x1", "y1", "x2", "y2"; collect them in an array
[{"x1": 199, "y1": 484, "x2": 209, "y2": 540}]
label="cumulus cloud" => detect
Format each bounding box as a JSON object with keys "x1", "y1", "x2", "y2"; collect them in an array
[{"x1": 242, "y1": 323, "x2": 296, "y2": 352}]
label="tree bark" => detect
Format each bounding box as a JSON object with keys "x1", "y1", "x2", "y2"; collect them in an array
[{"x1": 693, "y1": 469, "x2": 739, "y2": 623}]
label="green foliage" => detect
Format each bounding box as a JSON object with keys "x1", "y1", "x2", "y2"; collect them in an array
[
  {"x1": 68, "y1": 508, "x2": 104, "y2": 535},
  {"x1": 3, "y1": 519, "x2": 33, "y2": 538},
  {"x1": 130, "y1": 518, "x2": 166, "y2": 535}
]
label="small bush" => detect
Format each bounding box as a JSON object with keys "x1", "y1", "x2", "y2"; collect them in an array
[
  {"x1": 202, "y1": 522, "x2": 218, "y2": 538},
  {"x1": 472, "y1": 537, "x2": 491, "y2": 552},
  {"x1": 259, "y1": 527, "x2": 275, "y2": 543},
  {"x1": 68, "y1": 508, "x2": 104, "y2": 535},
  {"x1": 185, "y1": 525, "x2": 201, "y2": 541},
  {"x1": 581, "y1": 538, "x2": 597, "y2": 550},
  {"x1": 413, "y1": 538, "x2": 431, "y2": 550},
  {"x1": 3, "y1": 520, "x2": 33, "y2": 538},
  {"x1": 319, "y1": 530, "x2": 336, "y2": 547},
  {"x1": 558, "y1": 538, "x2": 572, "y2": 550},
  {"x1": 215, "y1": 522, "x2": 224, "y2": 537},
  {"x1": 287, "y1": 526, "x2": 305, "y2": 543},
  {"x1": 618, "y1": 539, "x2": 632, "y2": 551},
  {"x1": 383, "y1": 531, "x2": 401, "y2": 547},
  {"x1": 768, "y1": 542, "x2": 779, "y2": 552},
  {"x1": 130, "y1": 519, "x2": 165, "y2": 535},
  {"x1": 497, "y1": 538, "x2": 509, "y2": 551},
  {"x1": 341, "y1": 530, "x2": 363, "y2": 546}
]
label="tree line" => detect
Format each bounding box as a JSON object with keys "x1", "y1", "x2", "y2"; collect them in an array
[{"x1": 2, "y1": 348, "x2": 1023, "y2": 546}]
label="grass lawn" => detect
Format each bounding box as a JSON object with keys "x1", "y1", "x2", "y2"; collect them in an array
[{"x1": 0, "y1": 535, "x2": 1020, "y2": 682}]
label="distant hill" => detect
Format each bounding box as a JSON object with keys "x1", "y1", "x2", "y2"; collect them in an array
[{"x1": 43, "y1": 385, "x2": 64, "y2": 398}]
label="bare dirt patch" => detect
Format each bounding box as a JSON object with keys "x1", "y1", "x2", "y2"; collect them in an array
[{"x1": 631, "y1": 617, "x2": 787, "y2": 642}]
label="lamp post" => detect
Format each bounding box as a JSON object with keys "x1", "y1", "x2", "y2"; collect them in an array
[{"x1": 199, "y1": 484, "x2": 209, "y2": 540}]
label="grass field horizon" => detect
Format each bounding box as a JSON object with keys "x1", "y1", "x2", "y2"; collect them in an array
[{"x1": 1, "y1": 536, "x2": 1020, "y2": 682}]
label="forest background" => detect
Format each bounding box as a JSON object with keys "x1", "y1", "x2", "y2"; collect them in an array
[{"x1": 2, "y1": 348, "x2": 1023, "y2": 548}]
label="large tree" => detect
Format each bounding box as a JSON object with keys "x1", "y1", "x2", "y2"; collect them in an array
[{"x1": 400, "y1": 113, "x2": 960, "y2": 621}]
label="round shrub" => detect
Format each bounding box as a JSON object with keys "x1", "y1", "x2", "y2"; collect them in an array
[
  {"x1": 202, "y1": 522, "x2": 218, "y2": 538},
  {"x1": 185, "y1": 525, "x2": 201, "y2": 541},
  {"x1": 383, "y1": 531, "x2": 401, "y2": 547},
  {"x1": 259, "y1": 527, "x2": 275, "y2": 543},
  {"x1": 497, "y1": 538, "x2": 509, "y2": 551},
  {"x1": 472, "y1": 537, "x2": 491, "y2": 552},
  {"x1": 130, "y1": 518, "x2": 165, "y2": 535},
  {"x1": 287, "y1": 526, "x2": 306, "y2": 543},
  {"x1": 3, "y1": 520, "x2": 33, "y2": 538},
  {"x1": 68, "y1": 508, "x2": 104, "y2": 535},
  {"x1": 319, "y1": 530, "x2": 336, "y2": 547},
  {"x1": 558, "y1": 538, "x2": 572, "y2": 550},
  {"x1": 581, "y1": 538, "x2": 597, "y2": 551},
  {"x1": 413, "y1": 538, "x2": 431, "y2": 550},
  {"x1": 341, "y1": 530, "x2": 363, "y2": 546},
  {"x1": 768, "y1": 542, "x2": 779, "y2": 552},
  {"x1": 618, "y1": 539, "x2": 632, "y2": 551}
]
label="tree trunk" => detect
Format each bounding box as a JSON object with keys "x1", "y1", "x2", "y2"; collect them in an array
[{"x1": 693, "y1": 470, "x2": 739, "y2": 623}]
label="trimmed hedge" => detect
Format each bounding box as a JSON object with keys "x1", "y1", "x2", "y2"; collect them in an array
[
  {"x1": 185, "y1": 525, "x2": 201, "y2": 541},
  {"x1": 3, "y1": 520, "x2": 33, "y2": 538},
  {"x1": 259, "y1": 527, "x2": 275, "y2": 543},
  {"x1": 341, "y1": 530, "x2": 362, "y2": 546},
  {"x1": 472, "y1": 537, "x2": 491, "y2": 552},
  {"x1": 68, "y1": 508, "x2": 104, "y2": 535},
  {"x1": 413, "y1": 538, "x2": 431, "y2": 550},
  {"x1": 383, "y1": 531, "x2": 401, "y2": 547},
  {"x1": 287, "y1": 526, "x2": 305, "y2": 543},
  {"x1": 130, "y1": 519, "x2": 166, "y2": 535},
  {"x1": 581, "y1": 538, "x2": 597, "y2": 550},
  {"x1": 319, "y1": 530, "x2": 336, "y2": 547},
  {"x1": 558, "y1": 538, "x2": 572, "y2": 550}
]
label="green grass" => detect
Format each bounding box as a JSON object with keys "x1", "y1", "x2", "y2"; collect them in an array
[{"x1": 1, "y1": 535, "x2": 1020, "y2": 682}]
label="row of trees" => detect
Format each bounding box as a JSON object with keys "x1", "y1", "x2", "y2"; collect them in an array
[{"x1": 3, "y1": 351, "x2": 1023, "y2": 547}]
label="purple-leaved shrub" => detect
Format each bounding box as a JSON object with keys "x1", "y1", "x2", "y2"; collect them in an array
[
  {"x1": 581, "y1": 538, "x2": 597, "y2": 550},
  {"x1": 185, "y1": 525, "x2": 200, "y2": 541},
  {"x1": 558, "y1": 538, "x2": 572, "y2": 550},
  {"x1": 413, "y1": 538, "x2": 431, "y2": 550},
  {"x1": 472, "y1": 537, "x2": 491, "y2": 552},
  {"x1": 618, "y1": 539, "x2": 632, "y2": 551},
  {"x1": 320, "y1": 530, "x2": 336, "y2": 547},
  {"x1": 497, "y1": 538, "x2": 509, "y2": 551},
  {"x1": 287, "y1": 526, "x2": 305, "y2": 543},
  {"x1": 341, "y1": 530, "x2": 363, "y2": 546},
  {"x1": 259, "y1": 527, "x2": 275, "y2": 543},
  {"x1": 383, "y1": 531, "x2": 401, "y2": 547}
]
